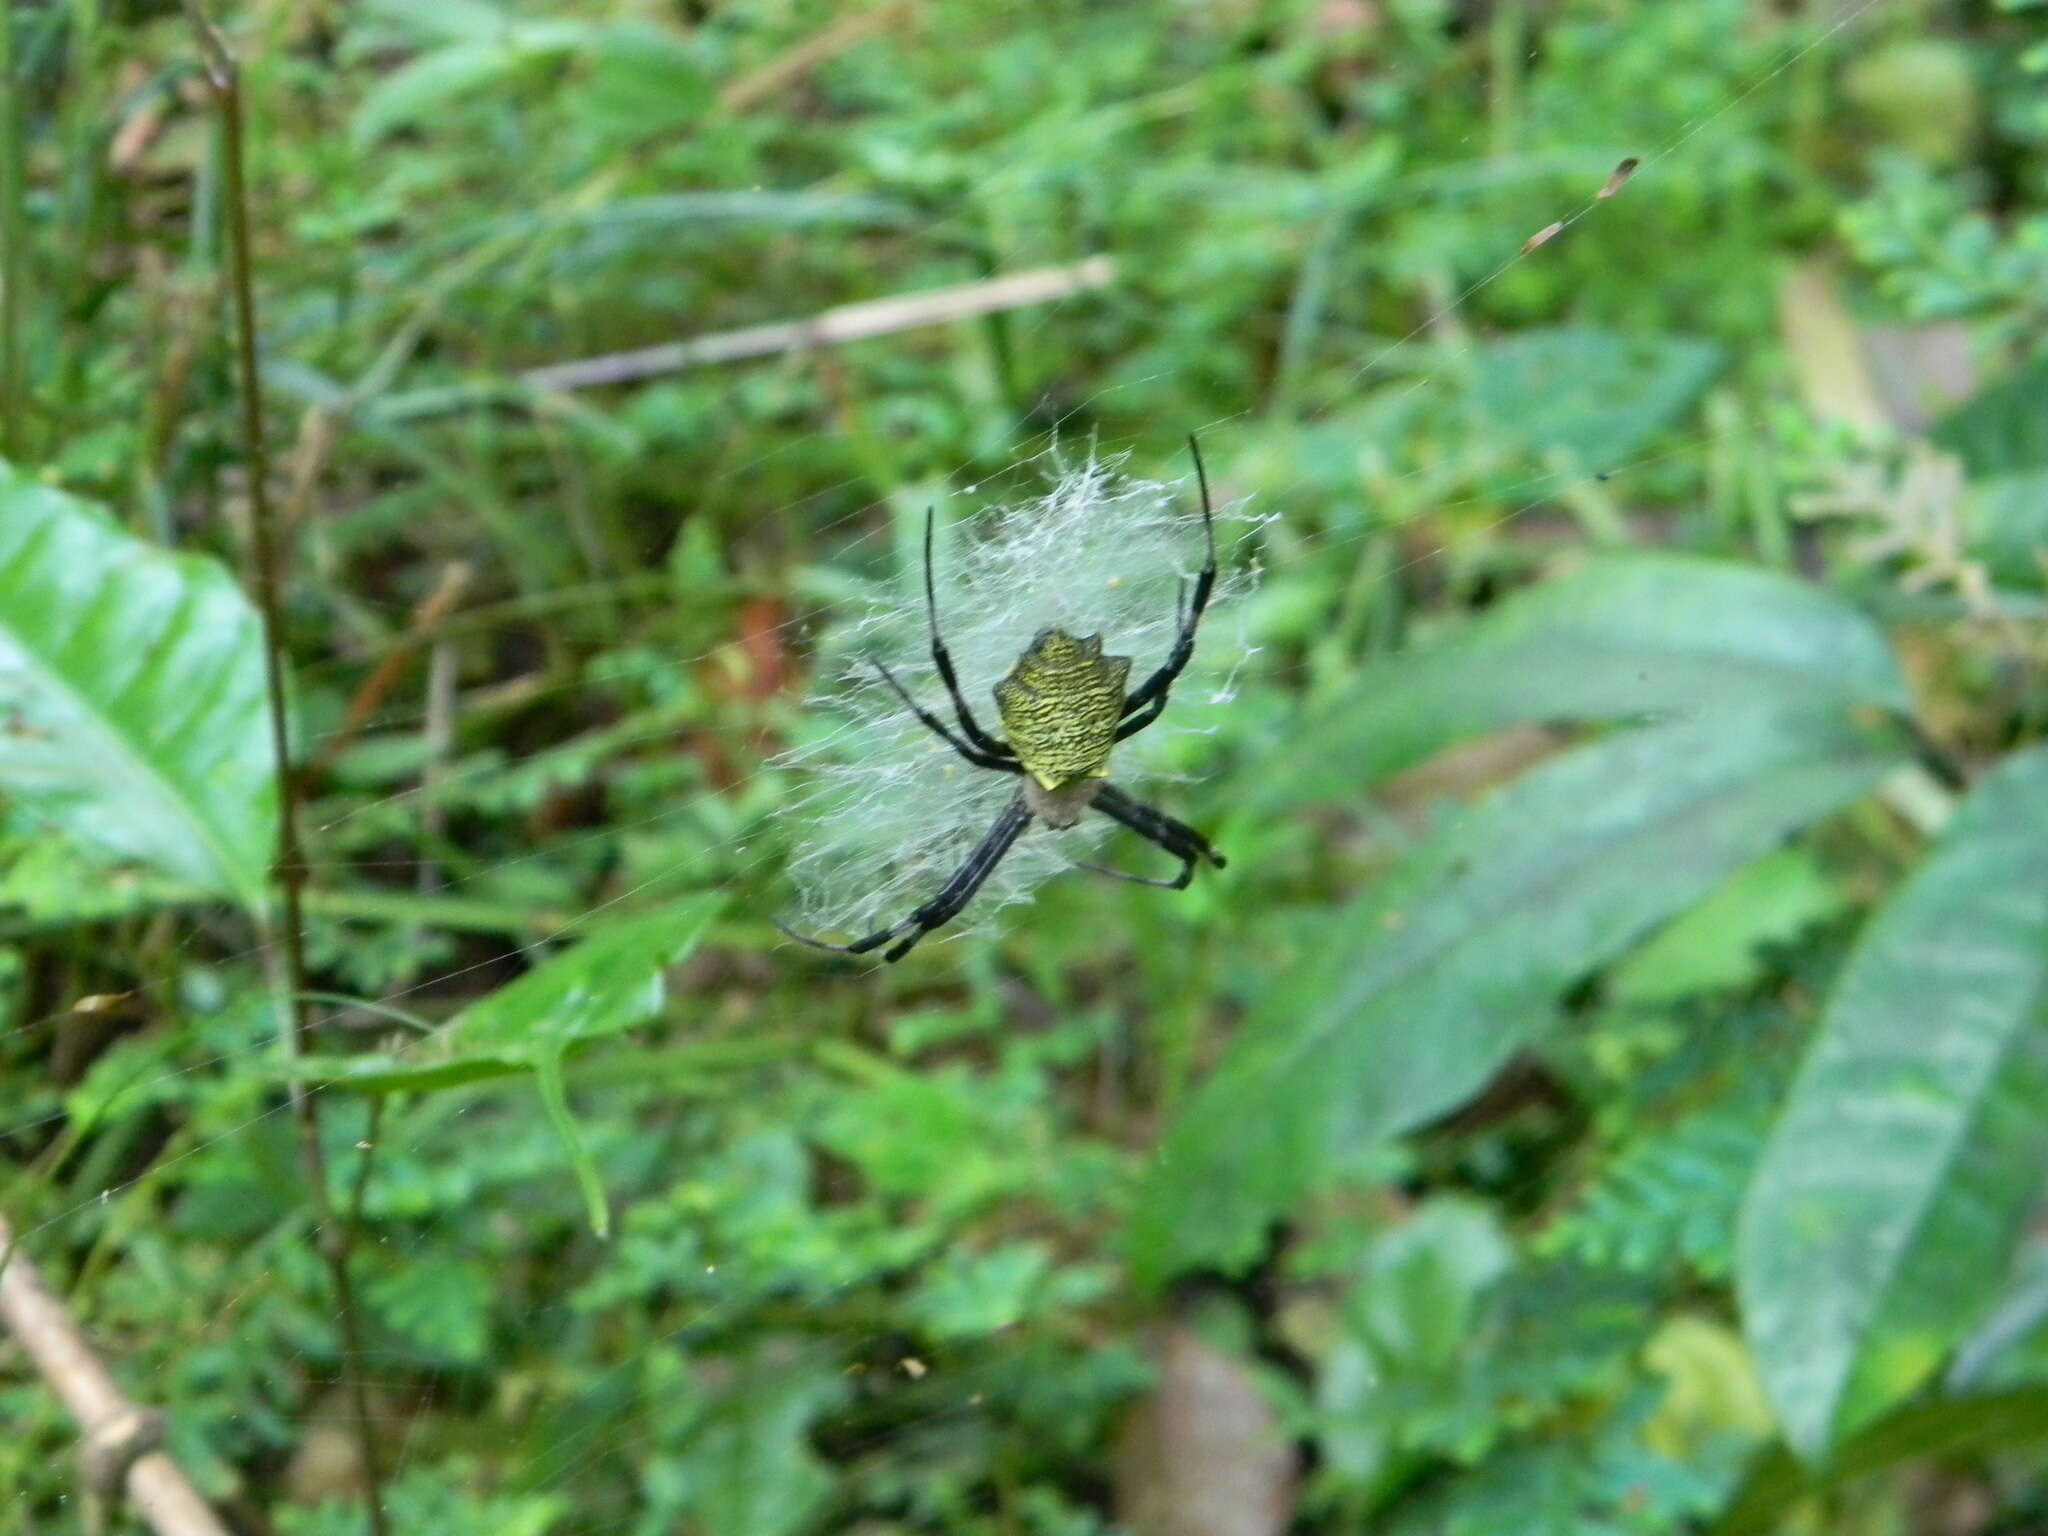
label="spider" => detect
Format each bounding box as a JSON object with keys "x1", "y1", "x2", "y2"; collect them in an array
[{"x1": 781, "y1": 437, "x2": 1228, "y2": 963}]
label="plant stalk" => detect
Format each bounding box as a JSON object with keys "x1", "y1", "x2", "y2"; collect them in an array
[
  {"x1": 1, "y1": 0, "x2": 26, "y2": 460},
  {"x1": 180, "y1": 8, "x2": 389, "y2": 1531}
]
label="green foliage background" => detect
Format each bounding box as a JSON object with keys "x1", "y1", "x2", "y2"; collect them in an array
[{"x1": 3, "y1": 0, "x2": 2048, "y2": 1531}]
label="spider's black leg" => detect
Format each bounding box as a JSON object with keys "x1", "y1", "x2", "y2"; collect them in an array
[
  {"x1": 777, "y1": 792, "x2": 1034, "y2": 963},
  {"x1": 1113, "y1": 688, "x2": 1170, "y2": 743},
  {"x1": 1074, "y1": 855, "x2": 1195, "y2": 891},
  {"x1": 1076, "y1": 781, "x2": 1226, "y2": 890},
  {"x1": 922, "y1": 507, "x2": 1018, "y2": 761},
  {"x1": 1119, "y1": 434, "x2": 1219, "y2": 726},
  {"x1": 870, "y1": 660, "x2": 1021, "y2": 773}
]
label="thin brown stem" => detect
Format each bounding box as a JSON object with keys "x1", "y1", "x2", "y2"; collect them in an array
[
  {"x1": 1, "y1": 0, "x2": 27, "y2": 460},
  {"x1": 180, "y1": 7, "x2": 389, "y2": 1531}
]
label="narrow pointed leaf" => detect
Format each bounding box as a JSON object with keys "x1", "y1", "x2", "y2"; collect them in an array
[
  {"x1": 1260, "y1": 556, "x2": 1907, "y2": 813},
  {"x1": 534, "y1": 1043, "x2": 611, "y2": 1237},
  {"x1": 1737, "y1": 744, "x2": 2048, "y2": 1459},
  {"x1": 308, "y1": 895, "x2": 725, "y2": 1236},
  {"x1": 310, "y1": 893, "x2": 726, "y2": 1094},
  {"x1": 0, "y1": 467, "x2": 275, "y2": 910},
  {"x1": 1133, "y1": 707, "x2": 1903, "y2": 1287}
]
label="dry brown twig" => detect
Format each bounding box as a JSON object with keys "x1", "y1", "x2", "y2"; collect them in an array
[
  {"x1": 0, "y1": 1213, "x2": 232, "y2": 1536},
  {"x1": 313, "y1": 558, "x2": 475, "y2": 774}
]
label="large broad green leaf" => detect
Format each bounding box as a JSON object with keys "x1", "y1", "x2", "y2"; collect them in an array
[
  {"x1": 1259, "y1": 555, "x2": 1907, "y2": 813},
  {"x1": 1472, "y1": 327, "x2": 1723, "y2": 473},
  {"x1": 0, "y1": 466, "x2": 275, "y2": 911},
  {"x1": 305, "y1": 894, "x2": 725, "y2": 1235},
  {"x1": 1736, "y1": 744, "x2": 2048, "y2": 1459},
  {"x1": 1131, "y1": 706, "x2": 1903, "y2": 1287}
]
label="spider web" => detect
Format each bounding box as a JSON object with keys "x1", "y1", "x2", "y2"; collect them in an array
[{"x1": 778, "y1": 448, "x2": 1265, "y2": 942}]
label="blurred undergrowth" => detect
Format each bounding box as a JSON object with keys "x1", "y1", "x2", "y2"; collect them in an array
[{"x1": 3, "y1": 0, "x2": 2048, "y2": 1532}]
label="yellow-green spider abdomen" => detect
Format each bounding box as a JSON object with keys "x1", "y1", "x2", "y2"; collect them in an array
[{"x1": 993, "y1": 628, "x2": 1131, "y2": 791}]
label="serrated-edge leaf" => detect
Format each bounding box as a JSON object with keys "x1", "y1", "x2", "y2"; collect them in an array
[
  {"x1": 1134, "y1": 706, "x2": 1903, "y2": 1286},
  {"x1": 0, "y1": 467, "x2": 274, "y2": 909},
  {"x1": 1262, "y1": 555, "x2": 1907, "y2": 812},
  {"x1": 1548, "y1": 1080, "x2": 1779, "y2": 1280},
  {"x1": 1737, "y1": 743, "x2": 2048, "y2": 1459}
]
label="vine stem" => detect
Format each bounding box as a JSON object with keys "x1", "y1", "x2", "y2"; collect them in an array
[{"x1": 179, "y1": 7, "x2": 390, "y2": 1532}]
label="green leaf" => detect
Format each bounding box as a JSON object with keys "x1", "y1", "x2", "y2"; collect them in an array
[
  {"x1": 1549, "y1": 1080, "x2": 1778, "y2": 1280},
  {"x1": 1609, "y1": 848, "x2": 1846, "y2": 1003},
  {"x1": 0, "y1": 467, "x2": 275, "y2": 910},
  {"x1": 1711, "y1": 1386, "x2": 2048, "y2": 1536},
  {"x1": 308, "y1": 895, "x2": 724, "y2": 1235},
  {"x1": 671, "y1": 1344, "x2": 848, "y2": 1536},
  {"x1": 1133, "y1": 706, "x2": 1903, "y2": 1287},
  {"x1": 908, "y1": 1241, "x2": 1053, "y2": 1341},
  {"x1": 575, "y1": 23, "x2": 713, "y2": 143},
  {"x1": 312, "y1": 894, "x2": 724, "y2": 1093},
  {"x1": 1965, "y1": 469, "x2": 2048, "y2": 587},
  {"x1": 1261, "y1": 555, "x2": 1907, "y2": 813},
  {"x1": 1949, "y1": 1237, "x2": 2048, "y2": 1390},
  {"x1": 352, "y1": 27, "x2": 589, "y2": 148},
  {"x1": 1382, "y1": 1387, "x2": 1746, "y2": 1536},
  {"x1": 1931, "y1": 350, "x2": 2048, "y2": 476},
  {"x1": 1315, "y1": 1198, "x2": 1515, "y2": 1491},
  {"x1": 1472, "y1": 328, "x2": 1724, "y2": 473},
  {"x1": 1736, "y1": 744, "x2": 2048, "y2": 1459},
  {"x1": 358, "y1": 0, "x2": 519, "y2": 43},
  {"x1": 364, "y1": 1258, "x2": 494, "y2": 1365}
]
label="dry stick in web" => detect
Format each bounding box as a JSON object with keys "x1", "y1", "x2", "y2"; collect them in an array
[
  {"x1": 180, "y1": 6, "x2": 391, "y2": 1533},
  {"x1": 1598, "y1": 156, "x2": 1641, "y2": 200},
  {"x1": 0, "y1": 1213, "x2": 233, "y2": 1536},
  {"x1": 1519, "y1": 157, "x2": 1641, "y2": 254}
]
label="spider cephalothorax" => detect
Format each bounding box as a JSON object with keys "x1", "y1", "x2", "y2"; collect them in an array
[{"x1": 781, "y1": 437, "x2": 1228, "y2": 963}]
